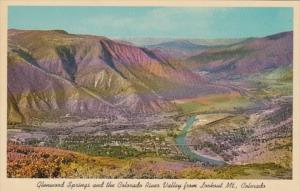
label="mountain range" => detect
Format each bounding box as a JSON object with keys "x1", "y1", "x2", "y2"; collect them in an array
[
  {"x1": 7, "y1": 29, "x2": 293, "y2": 124},
  {"x1": 186, "y1": 31, "x2": 292, "y2": 77}
]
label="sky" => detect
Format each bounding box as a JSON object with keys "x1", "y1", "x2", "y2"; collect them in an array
[{"x1": 8, "y1": 6, "x2": 293, "y2": 39}]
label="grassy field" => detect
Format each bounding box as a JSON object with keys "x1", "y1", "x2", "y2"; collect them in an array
[
  {"x1": 249, "y1": 66, "x2": 292, "y2": 99},
  {"x1": 175, "y1": 92, "x2": 252, "y2": 114}
]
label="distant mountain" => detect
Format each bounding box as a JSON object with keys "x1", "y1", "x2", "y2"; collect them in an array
[
  {"x1": 146, "y1": 40, "x2": 209, "y2": 58},
  {"x1": 121, "y1": 38, "x2": 247, "y2": 59},
  {"x1": 148, "y1": 40, "x2": 206, "y2": 51},
  {"x1": 186, "y1": 31, "x2": 293, "y2": 77},
  {"x1": 120, "y1": 37, "x2": 246, "y2": 47}
]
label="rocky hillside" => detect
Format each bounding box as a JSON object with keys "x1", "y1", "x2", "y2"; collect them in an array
[
  {"x1": 186, "y1": 31, "x2": 293, "y2": 77},
  {"x1": 7, "y1": 30, "x2": 292, "y2": 124},
  {"x1": 8, "y1": 29, "x2": 189, "y2": 124}
]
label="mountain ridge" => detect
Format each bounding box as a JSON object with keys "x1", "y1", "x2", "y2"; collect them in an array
[
  {"x1": 7, "y1": 29, "x2": 293, "y2": 125},
  {"x1": 186, "y1": 31, "x2": 293, "y2": 77},
  {"x1": 8, "y1": 29, "x2": 181, "y2": 124}
]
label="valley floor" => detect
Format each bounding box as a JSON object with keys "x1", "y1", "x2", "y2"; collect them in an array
[
  {"x1": 7, "y1": 74, "x2": 293, "y2": 179},
  {"x1": 7, "y1": 98, "x2": 292, "y2": 179}
]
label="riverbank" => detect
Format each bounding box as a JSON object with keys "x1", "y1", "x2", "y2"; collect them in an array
[{"x1": 175, "y1": 115, "x2": 225, "y2": 166}]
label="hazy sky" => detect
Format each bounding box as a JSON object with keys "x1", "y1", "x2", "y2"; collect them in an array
[{"x1": 8, "y1": 6, "x2": 293, "y2": 39}]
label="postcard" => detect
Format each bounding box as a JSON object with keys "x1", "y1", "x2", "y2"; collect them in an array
[{"x1": 0, "y1": 0, "x2": 299, "y2": 191}]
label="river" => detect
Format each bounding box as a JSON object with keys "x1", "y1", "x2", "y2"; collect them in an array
[{"x1": 175, "y1": 115, "x2": 226, "y2": 166}]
